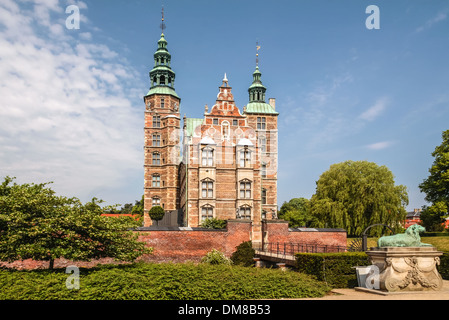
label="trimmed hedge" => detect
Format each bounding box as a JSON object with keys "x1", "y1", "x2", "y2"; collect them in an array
[
  {"x1": 0, "y1": 262, "x2": 331, "y2": 300},
  {"x1": 438, "y1": 252, "x2": 449, "y2": 280},
  {"x1": 296, "y1": 252, "x2": 371, "y2": 288}
]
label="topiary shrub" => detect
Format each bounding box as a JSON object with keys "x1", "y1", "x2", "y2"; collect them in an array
[
  {"x1": 230, "y1": 241, "x2": 255, "y2": 267},
  {"x1": 148, "y1": 206, "x2": 165, "y2": 225},
  {"x1": 201, "y1": 249, "x2": 232, "y2": 265}
]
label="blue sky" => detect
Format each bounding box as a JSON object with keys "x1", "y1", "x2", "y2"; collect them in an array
[{"x1": 0, "y1": 0, "x2": 448, "y2": 212}]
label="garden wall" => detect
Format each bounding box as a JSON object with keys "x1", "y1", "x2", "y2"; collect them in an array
[
  {"x1": 262, "y1": 220, "x2": 347, "y2": 248},
  {"x1": 136, "y1": 219, "x2": 252, "y2": 263}
]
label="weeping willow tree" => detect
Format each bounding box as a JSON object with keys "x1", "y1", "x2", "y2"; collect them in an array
[{"x1": 309, "y1": 161, "x2": 408, "y2": 236}]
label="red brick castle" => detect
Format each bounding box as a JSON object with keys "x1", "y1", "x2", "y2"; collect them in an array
[{"x1": 143, "y1": 28, "x2": 279, "y2": 244}]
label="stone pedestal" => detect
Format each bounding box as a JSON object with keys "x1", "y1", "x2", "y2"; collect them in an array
[{"x1": 366, "y1": 247, "x2": 443, "y2": 292}]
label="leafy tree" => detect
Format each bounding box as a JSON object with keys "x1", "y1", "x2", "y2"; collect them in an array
[
  {"x1": 278, "y1": 197, "x2": 313, "y2": 227},
  {"x1": 131, "y1": 195, "x2": 144, "y2": 216},
  {"x1": 419, "y1": 129, "x2": 449, "y2": 230},
  {"x1": 148, "y1": 206, "x2": 165, "y2": 225},
  {"x1": 309, "y1": 161, "x2": 408, "y2": 236},
  {"x1": 0, "y1": 177, "x2": 152, "y2": 270}
]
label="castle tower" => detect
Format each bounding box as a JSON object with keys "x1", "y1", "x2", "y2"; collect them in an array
[
  {"x1": 143, "y1": 31, "x2": 181, "y2": 227},
  {"x1": 244, "y1": 63, "x2": 279, "y2": 229}
]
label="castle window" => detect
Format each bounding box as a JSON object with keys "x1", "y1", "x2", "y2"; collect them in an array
[
  {"x1": 152, "y1": 152, "x2": 161, "y2": 165},
  {"x1": 259, "y1": 136, "x2": 266, "y2": 154},
  {"x1": 240, "y1": 180, "x2": 251, "y2": 199},
  {"x1": 262, "y1": 188, "x2": 267, "y2": 204},
  {"x1": 257, "y1": 117, "x2": 266, "y2": 130},
  {"x1": 201, "y1": 205, "x2": 214, "y2": 221},
  {"x1": 201, "y1": 147, "x2": 214, "y2": 166},
  {"x1": 239, "y1": 149, "x2": 251, "y2": 167},
  {"x1": 160, "y1": 98, "x2": 165, "y2": 108},
  {"x1": 261, "y1": 163, "x2": 267, "y2": 178},
  {"x1": 153, "y1": 115, "x2": 161, "y2": 128},
  {"x1": 238, "y1": 206, "x2": 251, "y2": 220},
  {"x1": 152, "y1": 134, "x2": 161, "y2": 147},
  {"x1": 152, "y1": 174, "x2": 161, "y2": 187},
  {"x1": 201, "y1": 180, "x2": 214, "y2": 198},
  {"x1": 152, "y1": 197, "x2": 161, "y2": 207}
]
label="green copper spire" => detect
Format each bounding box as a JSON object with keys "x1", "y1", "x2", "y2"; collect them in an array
[
  {"x1": 145, "y1": 32, "x2": 179, "y2": 99},
  {"x1": 245, "y1": 66, "x2": 278, "y2": 115},
  {"x1": 248, "y1": 66, "x2": 267, "y2": 103}
]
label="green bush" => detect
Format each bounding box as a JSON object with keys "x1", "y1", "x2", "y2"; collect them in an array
[
  {"x1": 201, "y1": 249, "x2": 232, "y2": 265},
  {"x1": 0, "y1": 263, "x2": 331, "y2": 300},
  {"x1": 230, "y1": 241, "x2": 255, "y2": 267},
  {"x1": 200, "y1": 218, "x2": 227, "y2": 229},
  {"x1": 438, "y1": 252, "x2": 449, "y2": 280},
  {"x1": 296, "y1": 252, "x2": 371, "y2": 288},
  {"x1": 148, "y1": 206, "x2": 165, "y2": 222}
]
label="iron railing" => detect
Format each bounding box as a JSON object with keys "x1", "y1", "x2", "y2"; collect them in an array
[{"x1": 255, "y1": 242, "x2": 347, "y2": 256}]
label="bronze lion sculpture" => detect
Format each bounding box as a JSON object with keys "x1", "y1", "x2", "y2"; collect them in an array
[{"x1": 377, "y1": 224, "x2": 432, "y2": 248}]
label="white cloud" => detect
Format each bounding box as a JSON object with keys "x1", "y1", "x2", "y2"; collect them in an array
[
  {"x1": 0, "y1": 0, "x2": 143, "y2": 203},
  {"x1": 416, "y1": 10, "x2": 448, "y2": 33},
  {"x1": 365, "y1": 141, "x2": 395, "y2": 151},
  {"x1": 359, "y1": 97, "x2": 388, "y2": 122}
]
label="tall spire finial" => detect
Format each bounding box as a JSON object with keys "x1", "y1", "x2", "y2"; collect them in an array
[
  {"x1": 160, "y1": 6, "x2": 166, "y2": 34},
  {"x1": 256, "y1": 41, "x2": 261, "y2": 67}
]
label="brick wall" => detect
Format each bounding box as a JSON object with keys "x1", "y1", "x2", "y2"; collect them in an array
[
  {"x1": 262, "y1": 220, "x2": 347, "y2": 248},
  {"x1": 137, "y1": 219, "x2": 252, "y2": 263}
]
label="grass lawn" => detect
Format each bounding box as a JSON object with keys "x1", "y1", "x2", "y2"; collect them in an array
[{"x1": 0, "y1": 262, "x2": 331, "y2": 300}]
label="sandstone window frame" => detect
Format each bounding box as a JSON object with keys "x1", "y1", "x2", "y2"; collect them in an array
[
  {"x1": 239, "y1": 179, "x2": 252, "y2": 199},
  {"x1": 153, "y1": 115, "x2": 161, "y2": 128},
  {"x1": 238, "y1": 205, "x2": 252, "y2": 220},
  {"x1": 152, "y1": 174, "x2": 161, "y2": 187},
  {"x1": 201, "y1": 146, "x2": 214, "y2": 167},
  {"x1": 257, "y1": 117, "x2": 266, "y2": 130},
  {"x1": 152, "y1": 197, "x2": 161, "y2": 207},
  {"x1": 201, "y1": 204, "x2": 214, "y2": 221},
  {"x1": 152, "y1": 133, "x2": 161, "y2": 147},
  {"x1": 201, "y1": 178, "x2": 214, "y2": 199},
  {"x1": 239, "y1": 148, "x2": 252, "y2": 167},
  {"x1": 152, "y1": 152, "x2": 161, "y2": 165}
]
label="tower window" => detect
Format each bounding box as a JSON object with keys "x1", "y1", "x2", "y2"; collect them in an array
[
  {"x1": 262, "y1": 188, "x2": 267, "y2": 204},
  {"x1": 239, "y1": 180, "x2": 251, "y2": 199},
  {"x1": 160, "y1": 98, "x2": 165, "y2": 108},
  {"x1": 152, "y1": 197, "x2": 161, "y2": 207},
  {"x1": 152, "y1": 134, "x2": 161, "y2": 147},
  {"x1": 261, "y1": 163, "x2": 267, "y2": 178},
  {"x1": 259, "y1": 136, "x2": 266, "y2": 154},
  {"x1": 152, "y1": 174, "x2": 161, "y2": 187},
  {"x1": 152, "y1": 152, "x2": 161, "y2": 165},
  {"x1": 153, "y1": 115, "x2": 161, "y2": 128},
  {"x1": 257, "y1": 117, "x2": 266, "y2": 130}
]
